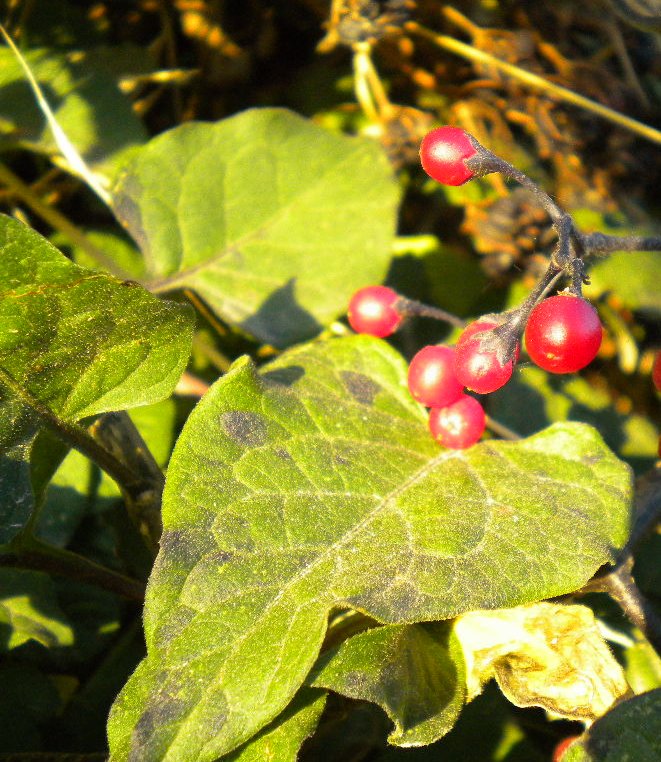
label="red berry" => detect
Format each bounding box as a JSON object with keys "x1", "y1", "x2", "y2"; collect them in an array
[
  {"x1": 420, "y1": 126, "x2": 478, "y2": 186},
  {"x1": 552, "y1": 735, "x2": 581, "y2": 761},
  {"x1": 453, "y1": 320, "x2": 516, "y2": 394},
  {"x1": 652, "y1": 351, "x2": 661, "y2": 393},
  {"x1": 429, "y1": 395, "x2": 485, "y2": 449},
  {"x1": 525, "y1": 294, "x2": 602, "y2": 374},
  {"x1": 408, "y1": 345, "x2": 464, "y2": 408},
  {"x1": 348, "y1": 286, "x2": 402, "y2": 337}
]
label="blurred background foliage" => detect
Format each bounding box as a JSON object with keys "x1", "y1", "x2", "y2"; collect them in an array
[{"x1": 0, "y1": 0, "x2": 660, "y2": 759}]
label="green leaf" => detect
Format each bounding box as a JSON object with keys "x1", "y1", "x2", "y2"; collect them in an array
[
  {"x1": 564, "y1": 689, "x2": 661, "y2": 761},
  {"x1": 624, "y1": 640, "x2": 661, "y2": 694},
  {"x1": 0, "y1": 215, "x2": 194, "y2": 543},
  {"x1": 108, "y1": 336, "x2": 631, "y2": 761},
  {"x1": 111, "y1": 108, "x2": 400, "y2": 347},
  {"x1": 225, "y1": 688, "x2": 327, "y2": 761},
  {"x1": 0, "y1": 46, "x2": 148, "y2": 178},
  {"x1": 488, "y1": 366, "x2": 658, "y2": 473},
  {"x1": 309, "y1": 622, "x2": 465, "y2": 746},
  {"x1": 587, "y1": 251, "x2": 661, "y2": 315},
  {"x1": 0, "y1": 569, "x2": 74, "y2": 650}
]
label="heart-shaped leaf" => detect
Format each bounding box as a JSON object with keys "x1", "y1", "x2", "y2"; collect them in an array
[
  {"x1": 108, "y1": 336, "x2": 632, "y2": 761},
  {"x1": 0, "y1": 215, "x2": 194, "y2": 543},
  {"x1": 111, "y1": 108, "x2": 400, "y2": 347},
  {"x1": 309, "y1": 622, "x2": 465, "y2": 746}
]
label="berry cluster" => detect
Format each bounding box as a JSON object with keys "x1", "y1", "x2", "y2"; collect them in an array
[
  {"x1": 347, "y1": 285, "x2": 602, "y2": 450},
  {"x1": 342, "y1": 125, "x2": 649, "y2": 450}
]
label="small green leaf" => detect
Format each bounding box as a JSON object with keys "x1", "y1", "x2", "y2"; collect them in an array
[
  {"x1": 624, "y1": 640, "x2": 661, "y2": 694},
  {"x1": 108, "y1": 336, "x2": 631, "y2": 761},
  {"x1": 225, "y1": 688, "x2": 327, "y2": 761},
  {"x1": 564, "y1": 689, "x2": 661, "y2": 761},
  {"x1": 0, "y1": 569, "x2": 74, "y2": 650},
  {"x1": 587, "y1": 251, "x2": 661, "y2": 316},
  {"x1": 309, "y1": 622, "x2": 465, "y2": 746},
  {"x1": 111, "y1": 108, "x2": 400, "y2": 347},
  {"x1": 0, "y1": 215, "x2": 194, "y2": 542}
]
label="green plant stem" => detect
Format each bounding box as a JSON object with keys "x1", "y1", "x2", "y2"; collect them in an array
[
  {"x1": 0, "y1": 162, "x2": 130, "y2": 280},
  {"x1": 0, "y1": 536, "x2": 145, "y2": 602},
  {"x1": 598, "y1": 562, "x2": 661, "y2": 657},
  {"x1": 485, "y1": 415, "x2": 520, "y2": 441},
  {"x1": 90, "y1": 412, "x2": 164, "y2": 548},
  {"x1": 405, "y1": 21, "x2": 661, "y2": 146},
  {"x1": 0, "y1": 368, "x2": 147, "y2": 501}
]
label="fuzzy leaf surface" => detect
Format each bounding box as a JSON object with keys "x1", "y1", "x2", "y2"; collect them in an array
[
  {"x1": 225, "y1": 688, "x2": 327, "y2": 762},
  {"x1": 111, "y1": 108, "x2": 400, "y2": 347},
  {"x1": 108, "y1": 336, "x2": 632, "y2": 761},
  {"x1": 0, "y1": 215, "x2": 194, "y2": 542},
  {"x1": 310, "y1": 622, "x2": 465, "y2": 746}
]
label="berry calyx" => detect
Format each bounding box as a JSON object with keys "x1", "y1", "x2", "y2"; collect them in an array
[
  {"x1": 453, "y1": 320, "x2": 517, "y2": 394},
  {"x1": 552, "y1": 735, "x2": 581, "y2": 761},
  {"x1": 524, "y1": 294, "x2": 602, "y2": 374},
  {"x1": 348, "y1": 286, "x2": 402, "y2": 337},
  {"x1": 428, "y1": 394, "x2": 485, "y2": 449},
  {"x1": 420, "y1": 126, "x2": 479, "y2": 186},
  {"x1": 407, "y1": 345, "x2": 464, "y2": 408},
  {"x1": 652, "y1": 350, "x2": 661, "y2": 393}
]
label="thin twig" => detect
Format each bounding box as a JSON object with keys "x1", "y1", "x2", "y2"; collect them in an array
[
  {"x1": 398, "y1": 297, "x2": 466, "y2": 328},
  {"x1": 0, "y1": 367, "x2": 141, "y2": 494},
  {"x1": 0, "y1": 537, "x2": 145, "y2": 602},
  {"x1": 584, "y1": 559, "x2": 661, "y2": 657},
  {"x1": 485, "y1": 415, "x2": 521, "y2": 441},
  {"x1": 405, "y1": 21, "x2": 661, "y2": 146},
  {"x1": 0, "y1": 162, "x2": 130, "y2": 280}
]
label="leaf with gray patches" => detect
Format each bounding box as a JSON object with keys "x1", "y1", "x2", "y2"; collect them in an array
[
  {"x1": 309, "y1": 622, "x2": 465, "y2": 746},
  {"x1": 108, "y1": 335, "x2": 632, "y2": 761},
  {"x1": 0, "y1": 215, "x2": 194, "y2": 543}
]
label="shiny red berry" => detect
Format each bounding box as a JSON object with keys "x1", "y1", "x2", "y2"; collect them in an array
[
  {"x1": 407, "y1": 345, "x2": 464, "y2": 408},
  {"x1": 420, "y1": 126, "x2": 478, "y2": 186},
  {"x1": 428, "y1": 395, "x2": 485, "y2": 449},
  {"x1": 652, "y1": 351, "x2": 661, "y2": 393},
  {"x1": 348, "y1": 286, "x2": 402, "y2": 337},
  {"x1": 453, "y1": 320, "x2": 516, "y2": 394},
  {"x1": 525, "y1": 295, "x2": 602, "y2": 374}
]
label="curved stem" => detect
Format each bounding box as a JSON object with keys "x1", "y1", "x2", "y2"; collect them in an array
[
  {"x1": 0, "y1": 162, "x2": 130, "y2": 280},
  {"x1": 588, "y1": 561, "x2": 661, "y2": 658},
  {"x1": 405, "y1": 22, "x2": 661, "y2": 146},
  {"x1": 0, "y1": 536, "x2": 145, "y2": 602},
  {"x1": 397, "y1": 297, "x2": 466, "y2": 328},
  {"x1": 0, "y1": 368, "x2": 140, "y2": 493}
]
